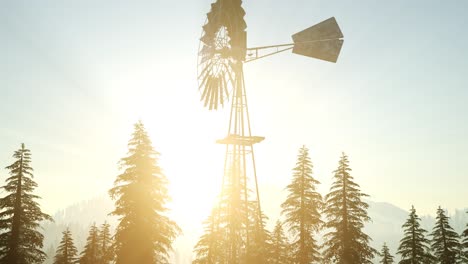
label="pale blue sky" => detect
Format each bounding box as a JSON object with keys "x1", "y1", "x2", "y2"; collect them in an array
[{"x1": 1, "y1": 0, "x2": 467, "y2": 224}]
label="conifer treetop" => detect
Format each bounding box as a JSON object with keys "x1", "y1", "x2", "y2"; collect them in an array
[
  {"x1": 0, "y1": 143, "x2": 52, "y2": 264},
  {"x1": 322, "y1": 152, "x2": 376, "y2": 264},
  {"x1": 281, "y1": 146, "x2": 323, "y2": 264},
  {"x1": 98, "y1": 221, "x2": 114, "y2": 264},
  {"x1": 193, "y1": 207, "x2": 224, "y2": 264},
  {"x1": 379, "y1": 243, "x2": 394, "y2": 264},
  {"x1": 269, "y1": 220, "x2": 291, "y2": 264},
  {"x1": 463, "y1": 211, "x2": 468, "y2": 245},
  {"x1": 397, "y1": 205, "x2": 433, "y2": 263},
  {"x1": 109, "y1": 121, "x2": 180, "y2": 263},
  {"x1": 461, "y1": 212, "x2": 468, "y2": 263},
  {"x1": 79, "y1": 223, "x2": 100, "y2": 264},
  {"x1": 430, "y1": 206, "x2": 460, "y2": 264},
  {"x1": 54, "y1": 228, "x2": 78, "y2": 264}
]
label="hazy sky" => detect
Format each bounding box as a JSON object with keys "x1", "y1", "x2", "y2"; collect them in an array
[{"x1": 1, "y1": 0, "x2": 467, "y2": 228}]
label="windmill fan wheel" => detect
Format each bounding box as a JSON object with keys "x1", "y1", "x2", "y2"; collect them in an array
[{"x1": 198, "y1": 0, "x2": 247, "y2": 110}]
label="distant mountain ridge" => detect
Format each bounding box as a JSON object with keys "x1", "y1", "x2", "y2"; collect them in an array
[
  {"x1": 363, "y1": 201, "x2": 467, "y2": 260},
  {"x1": 41, "y1": 196, "x2": 117, "y2": 264},
  {"x1": 41, "y1": 195, "x2": 467, "y2": 264}
]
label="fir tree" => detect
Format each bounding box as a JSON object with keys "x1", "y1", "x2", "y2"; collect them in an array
[
  {"x1": 379, "y1": 243, "x2": 394, "y2": 264},
  {"x1": 218, "y1": 165, "x2": 250, "y2": 263},
  {"x1": 0, "y1": 143, "x2": 52, "y2": 264},
  {"x1": 322, "y1": 152, "x2": 376, "y2": 264},
  {"x1": 98, "y1": 222, "x2": 113, "y2": 264},
  {"x1": 109, "y1": 121, "x2": 180, "y2": 264},
  {"x1": 430, "y1": 207, "x2": 460, "y2": 264},
  {"x1": 269, "y1": 221, "x2": 290, "y2": 264},
  {"x1": 456, "y1": 211, "x2": 468, "y2": 263},
  {"x1": 455, "y1": 247, "x2": 466, "y2": 264},
  {"x1": 246, "y1": 201, "x2": 270, "y2": 264},
  {"x1": 193, "y1": 164, "x2": 254, "y2": 264},
  {"x1": 397, "y1": 206, "x2": 434, "y2": 264},
  {"x1": 193, "y1": 208, "x2": 224, "y2": 264},
  {"x1": 54, "y1": 228, "x2": 78, "y2": 264},
  {"x1": 281, "y1": 146, "x2": 323, "y2": 263},
  {"x1": 79, "y1": 223, "x2": 100, "y2": 264},
  {"x1": 193, "y1": 201, "x2": 269, "y2": 264}
]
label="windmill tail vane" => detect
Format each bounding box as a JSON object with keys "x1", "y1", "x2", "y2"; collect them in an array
[{"x1": 246, "y1": 17, "x2": 344, "y2": 63}]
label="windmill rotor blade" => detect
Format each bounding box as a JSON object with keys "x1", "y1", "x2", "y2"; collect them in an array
[
  {"x1": 219, "y1": 76, "x2": 225, "y2": 106},
  {"x1": 221, "y1": 74, "x2": 229, "y2": 102},
  {"x1": 198, "y1": 61, "x2": 213, "y2": 80},
  {"x1": 226, "y1": 61, "x2": 236, "y2": 84},
  {"x1": 209, "y1": 78, "x2": 217, "y2": 110},
  {"x1": 213, "y1": 78, "x2": 219, "y2": 110},
  {"x1": 198, "y1": 69, "x2": 210, "y2": 90},
  {"x1": 292, "y1": 17, "x2": 343, "y2": 43},
  {"x1": 199, "y1": 44, "x2": 213, "y2": 57},
  {"x1": 293, "y1": 39, "x2": 343, "y2": 63},
  {"x1": 201, "y1": 76, "x2": 212, "y2": 104},
  {"x1": 205, "y1": 77, "x2": 214, "y2": 108},
  {"x1": 200, "y1": 33, "x2": 213, "y2": 45}
]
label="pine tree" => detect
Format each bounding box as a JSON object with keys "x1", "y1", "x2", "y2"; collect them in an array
[
  {"x1": 322, "y1": 152, "x2": 376, "y2": 264},
  {"x1": 0, "y1": 143, "x2": 52, "y2": 264},
  {"x1": 269, "y1": 221, "x2": 290, "y2": 264},
  {"x1": 219, "y1": 165, "x2": 250, "y2": 263},
  {"x1": 193, "y1": 208, "x2": 225, "y2": 264},
  {"x1": 430, "y1": 207, "x2": 460, "y2": 264},
  {"x1": 379, "y1": 243, "x2": 394, "y2": 264},
  {"x1": 98, "y1": 222, "x2": 113, "y2": 264},
  {"x1": 109, "y1": 121, "x2": 180, "y2": 264},
  {"x1": 397, "y1": 206, "x2": 434, "y2": 264},
  {"x1": 54, "y1": 228, "x2": 78, "y2": 264},
  {"x1": 194, "y1": 162, "x2": 257, "y2": 264},
  {"x1": 79, "y1": 223, "x2": 100, "y2": 264},
  {"x1": 281, "y1": 146, "x2": 323, "y2": 263},
  {"x1": 457, "y1": 211, "x2": 468, "y2": 263},
  {"x1": 246, "y1": 201, "x2": 270, "y2": 264}
]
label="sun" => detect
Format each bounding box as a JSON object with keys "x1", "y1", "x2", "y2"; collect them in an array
[
  {"x1": 137, "y1": 103, "x2": 228, "y2": 227},
  {"x1": 107, "y1": 62, "x2": 232, "y2": 227}
]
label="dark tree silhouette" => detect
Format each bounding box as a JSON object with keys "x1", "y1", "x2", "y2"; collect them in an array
[
  {"x1": 79, "y1": 223, "x2": 100, "y2": 264},
  {"x1": 269, "y1": 220, "x2": 291, "y2": 264},
  {"x1": 430, "y1": 207, "x2": 460, "y2": 264},
  {"x1": 281, "y1": 146, "x2": 323, "y2": 263},
  {"x1": 462, "y1": 213, "x2": 468, "y2": 262},
  {"x1": 322, "y1": 152, "x2": 376, "y2": 264},
  {"x1": 98, "y1": 222, "x2": 113, "y2": 264},
  {"x1": 109, "y1": 121, "x2": 180, "y2": 264},
  {"x1": 54, "y1": 228, "x2": 78, "y2": 264},
  {"x1": 379, "y1": 243, "x2": 394, "y2": 264},
  {"x1": 0, "y1": 143, "x2": 52, "y2": 264},
  {"x1": 397, "y1": 206, "x2": 434, "y2": 264}
]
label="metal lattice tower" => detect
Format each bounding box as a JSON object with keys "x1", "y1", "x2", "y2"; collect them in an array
[{"x1": 196, "y1": 0, "x2": 344, "y2": 262}]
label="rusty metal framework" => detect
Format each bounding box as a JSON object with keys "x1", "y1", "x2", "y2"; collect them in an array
[{"x1": 196, "y1": 1, "x2": 344, "y2": 263}]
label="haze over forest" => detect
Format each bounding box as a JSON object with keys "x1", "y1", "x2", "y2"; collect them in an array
[
  {"x1": 1, "y1": 0, "x2": 468, "y2": 264},
  {"x1": 39, "y1": 195, "x2": 468, "y2": 263}
]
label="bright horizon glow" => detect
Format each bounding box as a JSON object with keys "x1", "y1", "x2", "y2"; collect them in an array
[{"x1": 1, "y1": 0, "x2": 467, "y2": 222}]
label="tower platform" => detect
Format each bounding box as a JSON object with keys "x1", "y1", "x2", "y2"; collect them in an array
[{"x1": 216, "y1": 134, "x2": 265, "y2": 146}]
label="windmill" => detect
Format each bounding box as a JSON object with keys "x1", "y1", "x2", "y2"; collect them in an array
[{"x1": 196, "y1": 0, "x2": 343, "y2": 262}]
